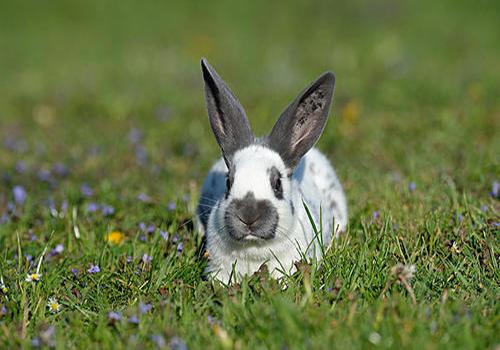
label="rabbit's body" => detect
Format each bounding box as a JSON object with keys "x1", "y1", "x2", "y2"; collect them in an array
[
  {"x1": 198, "y1": 146, "x2": 347, "y2": 281},
  {"x1": 196, "y1": 59, "x2": 347, "y2": 283}
]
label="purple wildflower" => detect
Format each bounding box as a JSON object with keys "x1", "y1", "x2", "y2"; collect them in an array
[
  {"x1": 207, "y1": 315, "x2": 218, "y2": 325},
  {"x1": 108, "y1": 311, "x2": 121, "y2": 321},
  {"x1": 50, "y1": 244, "x2": 64, "y2": 256},
  {"x1": 128, "y1": 128, "x2": 142, "y2": 144},
  {"x1": 182, "y1": 193, "x2": 190, "y2": 203},
  {"x1": 0, "y1": 213, "x2": 9, "y2": 224},
  {"x1": 135, "y1": 145, "x2": 148, "y2": 165},
  {"x1": 31, "y1": 337, "x2": 41, "y2": 348},
  {"x1": 48, "y1": 199, "x2": 59, "y2": 217},
  {"x1": 13, "y1": 185, "x2": 27, "y2": 205},
  {"x1": 128, "y1": 315, "x2": 140, "y2": 324},
  {"x1": 1, "y1": 172, "x2": 11, "y2": 183},
  {"x1": 52, "y1": 163, "x2": 69, "y2": 177},
  {"x1": 80, "y1": 184, "x2": 94, "y2": 197},
  {"x1": 101, "y1": 205, "x2": 115, "y2": 216},
  {"x1": 177, "y1": 242, "x2": 183, "y2": 254},
  {"x1": 169, "y1": 336, "x2": 187, "y2": 350},
  {"x1": 25, "y1": 254, "x2": 33, "y2": 263},
  {"x1": 481, "y1": 205, "x2": 488, "y2": 213},
  {"x1": 160, "y1": 230, "x2": 169, "y2": 241},
  {"x1": 61, "y1": 200, "x2": 68, "y2": 213},
  {"x1": 7, "y1": 201, "x2": 15, "y2": 214},
  {"x1": 15, "y1": 161, "x2": 28, "y2": 174},
  {"x1": 172, "y1": 235, "x2": 179, "y2": 243},
  {"x1": 372, "y1": 211, "x2": 380, "y2": 220},
  {"x1": 126, "y1": 256, "x2": 133, "y2": 263},
  {"x1": 455, "y1": 213, "x2": 463, "y2": 223},
  {"x1": 139, "y1": 234, "x2": 147, "y2": 242},
  {"x1": 37, "y1": 169, "x2": 51, "y2": 182},
  {"x1": 139, "y1": 302, "x2": 152, "y2": 314},
  {"x1": 408, "y1": 182, "x2": 416, "y2": 192},
  {"x1": 88, "y1": 264, "x2": 100, "y2": 274},
  {"x1": 0, "y1": 305, "x2": 7, "y2": 315},
  {"x1": 39, "y1": 325, "x2": 55, "y2": 347},
  {"x1": 151, "y1": 334, "x2": 166, "y2": 348},
  {"x1": 139, "y1": 222, "x2": 155, "y2": 234},
  {"x1": 167, "y1": 201, "x2": 176, "y2": 211},
  {"x1": 3, "y1": 136, "x2": 27, "y2": 152},
  {"x1": 141, "y1": 254, "x2": 152, "y2": 264},
  {"x1": 30, "y1": 233, "x2": 37, "y2": 241},
  {"x1": 71, "y1": 268, "x2": 78, "y2": 277},
  {"x1": 490, "y1": 181, "x2": 499, "y2": 198},
  {"x1": 87, "y1": 202, "x2": 99, "y2": 213},
  {"x1": 137, "y1": 192, "x2": 150, "y2": 202}
]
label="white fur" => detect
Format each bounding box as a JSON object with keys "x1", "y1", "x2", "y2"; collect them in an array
[{"x1": 197, "y1": 145, "x2": 347, "y2": 283}]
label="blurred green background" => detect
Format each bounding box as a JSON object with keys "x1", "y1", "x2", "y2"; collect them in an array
[
  {"x1": 1, "y1": 1, "x2": 498, "y2": 197},
  {"x1": 0, "y1": 1, "x2": 499, "y2": 348},
  {"x1": 1, "y1": 0, "x2": 499, "y2": 263}
]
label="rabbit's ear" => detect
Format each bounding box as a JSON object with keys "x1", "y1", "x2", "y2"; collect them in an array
[
  {"x1": 201, "y1": 58, "x2": 253, "y2": 165},
  {"x1": 268, "y1": 72, "x2": 335, "y2": 169}
]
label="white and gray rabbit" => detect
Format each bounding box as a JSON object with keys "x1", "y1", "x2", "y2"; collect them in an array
[{"x1": 196, "y1": 59, "x2": 347, "y2": 283}]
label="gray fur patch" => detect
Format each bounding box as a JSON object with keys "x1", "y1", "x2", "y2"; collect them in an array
[{"x1": 196, "y1": 170, "x2": 226, "y2": 231}]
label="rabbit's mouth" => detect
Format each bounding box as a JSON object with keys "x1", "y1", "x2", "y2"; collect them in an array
[{"x1": 224, "y1": 192, "x2": 278, "y2": 241}]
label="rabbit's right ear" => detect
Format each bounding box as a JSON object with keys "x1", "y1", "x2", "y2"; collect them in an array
[
  {"x1": 268, "y1": 72, "x2": 335, "y2": 169},
  {"x1": 201, "y1": 58, "x2": 254, "y2": 165}
]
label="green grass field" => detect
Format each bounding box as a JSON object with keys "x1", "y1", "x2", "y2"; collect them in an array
[{"x1": 0, "y1": 1, "x2": 499, "y2": 348}]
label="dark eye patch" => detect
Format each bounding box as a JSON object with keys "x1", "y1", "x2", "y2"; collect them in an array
[{"x1": 269, "y1": 166, "x2": 283, "y2": 200}]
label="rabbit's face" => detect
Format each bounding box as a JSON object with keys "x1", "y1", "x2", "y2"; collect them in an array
[
  {"x1": 201, "y1": 58, "x2": 335, "y2": 243},
  {"x1": 218, "y1": 145, "x2": 294, "y2": 241}
]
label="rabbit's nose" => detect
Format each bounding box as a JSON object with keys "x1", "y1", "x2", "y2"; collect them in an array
[
  {"x1": 234, "y1": 192, "x2": 261, "y2": 227},
  {"x1": 236, "y1": 212, "x2": 260, "y2": 227}
]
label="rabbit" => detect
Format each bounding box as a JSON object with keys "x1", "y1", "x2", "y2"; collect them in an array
[{"x1": 196, "y1": 59, "x2": 347, "y2": 283}]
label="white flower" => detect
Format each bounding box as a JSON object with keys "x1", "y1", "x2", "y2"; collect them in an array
[
  {"x1": 25, "y1": 273, "x2": 42, "y2": 282},
  {"x1": 26, "y1": 247, "x2": 48, "y2": 283},
  {"x1": 47, "y1": 297, "x2": 61, "y2": 313}
]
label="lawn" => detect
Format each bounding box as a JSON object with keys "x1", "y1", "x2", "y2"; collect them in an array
[{"x1": 0, "y1": 0, "x2": 499, "y2": 349}]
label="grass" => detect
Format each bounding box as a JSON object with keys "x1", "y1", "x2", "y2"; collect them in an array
[{"x1": 0, "y1": 0, "x2": 499, "y2": 348}]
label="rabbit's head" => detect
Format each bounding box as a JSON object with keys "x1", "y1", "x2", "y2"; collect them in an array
[{"x1": 201, "y1": 59, "x2": 335, "y2": 242}]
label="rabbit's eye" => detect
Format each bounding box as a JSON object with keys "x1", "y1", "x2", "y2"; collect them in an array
[
  {"x1": 269, "y1": 167, "x2": 283, "y2": 200},
  {"x1": 274, "y1": 177, "x2": 282, "y2": 194}
]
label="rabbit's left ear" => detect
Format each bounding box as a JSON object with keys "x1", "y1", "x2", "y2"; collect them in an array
[
  {"x1": 201, "y1": 58, "x2": 254, "y2": 166},
  {"x1": 268, "y1": 72, "x2": 335, "y2": 169}
]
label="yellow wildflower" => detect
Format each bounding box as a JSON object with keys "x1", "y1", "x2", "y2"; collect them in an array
[
  {"x1": 341, "y1": 99, "x2": 361, "y2": 124},
  {"x1": 212, "y1": 324, "x2": 233, "y2": 349},
  {"x1": 106, "y1": 231, "x2": 125, "y2": 246}
]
